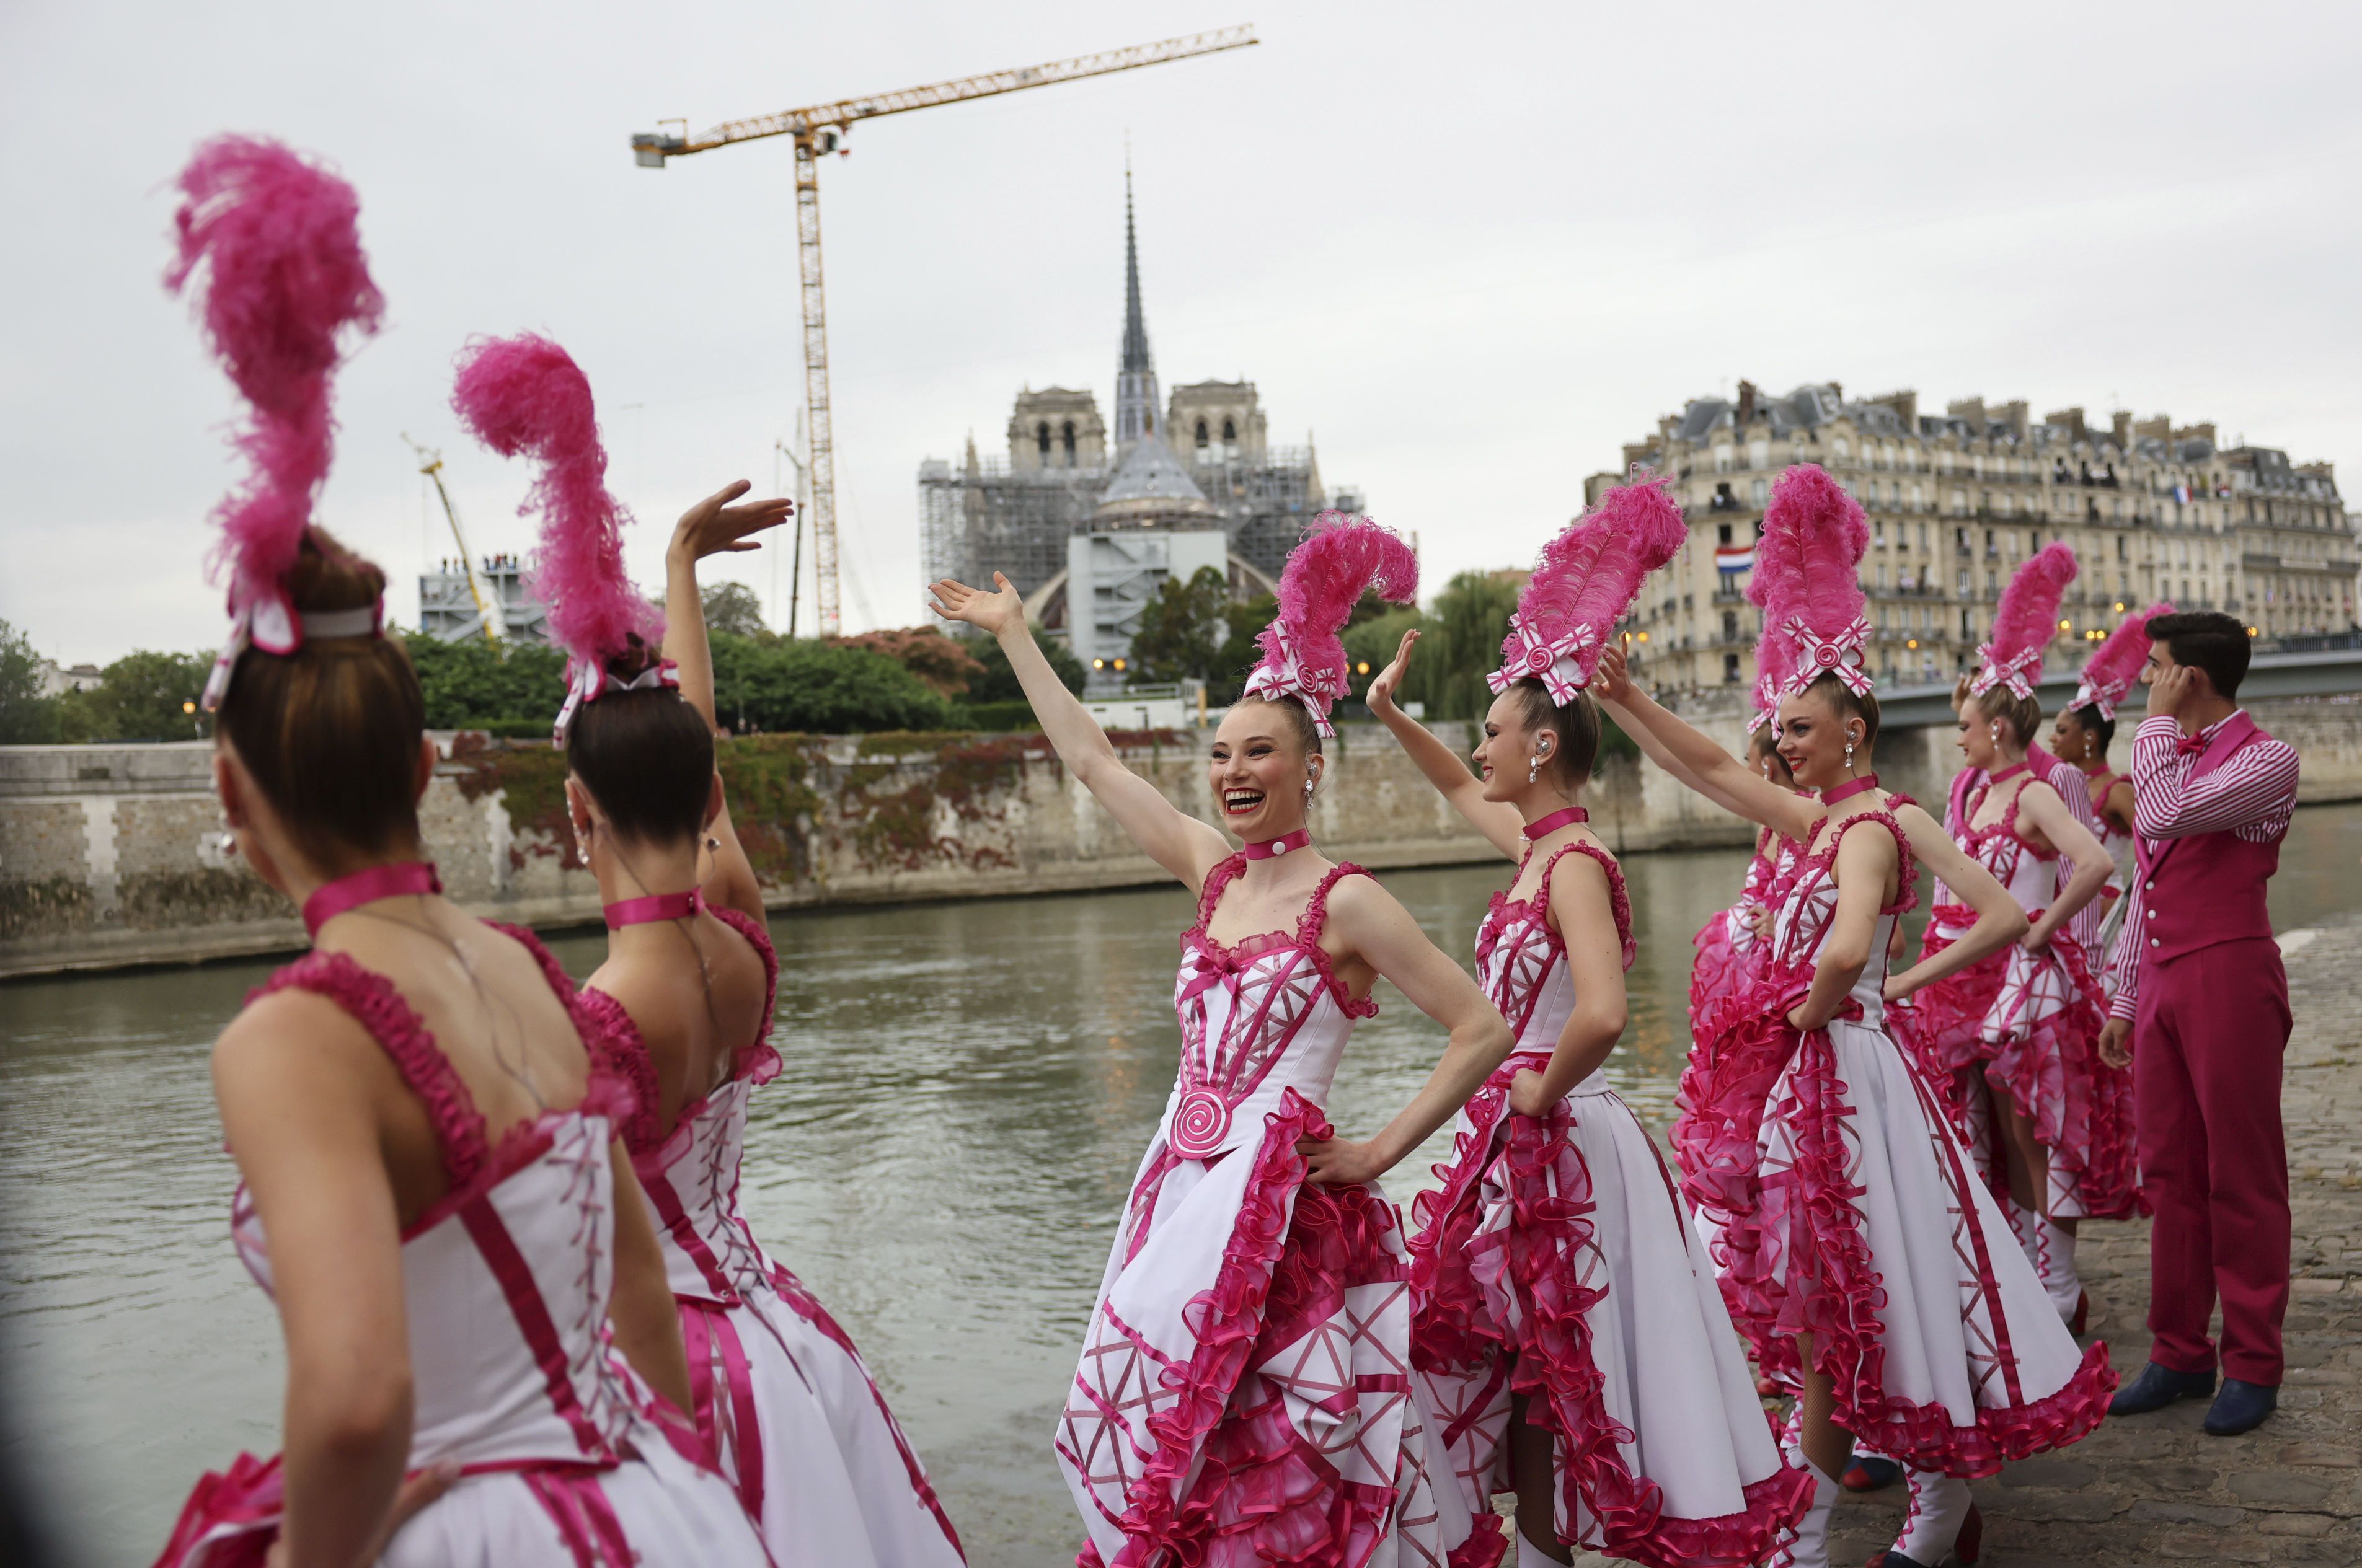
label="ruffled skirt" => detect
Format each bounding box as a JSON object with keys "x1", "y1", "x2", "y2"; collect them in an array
[
  {"x1": 152, "y1": 1417, "x2": 770, "y2": 1568},
  {"x1": 1410, "y1": 1060, "x2": 1808, "y2": 1567},
  {"x1": 1678, "y1": 967, "x2": 2116, "y2": 1476},
  {"x1": 1687, "y1": 908, "x2": 1752, "y2": 1033},
  {"x1": 679, "y1": 1260, "x2": 965, "y2": 1566},
  {"x1": 1056, "y1": 1089, "x2": 1483, "y2": 1568}
]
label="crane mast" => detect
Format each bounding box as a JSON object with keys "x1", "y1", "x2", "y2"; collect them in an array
[
  {"x1": 630, "y1": 25, "x2": 1258, "y2": 635},
  {"x1": 404, "y1": 434, "x2": 503, "y2": 646}
]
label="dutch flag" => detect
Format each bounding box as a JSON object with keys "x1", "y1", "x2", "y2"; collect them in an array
[{"x1": 1715, "y1": 543, "x2": 1755, "y2": 573}]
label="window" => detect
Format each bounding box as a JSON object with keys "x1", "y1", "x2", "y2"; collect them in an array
[
  {"x1": 1909, "y1": 483, "x2": 1923, "y2": 508},
  {"x1": 1717, "y1": 522, "x2": 1733, "y2": 545},
  {"x1": 1723, "y1": 652, "x2": 1741, "y2": 683},
  {"x1": 1722, "y1": 610, "x2": 1739, "y2": 641},
  {"x1": 2117, "y1": 535, "x2": 2128, "y2": 560},
  {"x1": 1873, "y1": 520, "x2": 1886, "y2": 547},
  {"x1": 1833, "y1": 438, "x2": 1851, "y2": 460},
  {"x1": 1918, "y1": 522, "x2": 1930, "y2": 550},
  {"x1": 1037, "y1": 421, "x2": 1051, "y2": 457},
  {"x1": 1195, "y1": 418, "x2": 1210, "y2": 449},
  {"x1": 1875, "y1": 563, "x2": 1888, "y2": 589},
  {"x1": 1986, "y1": 571, "x2": 1999, "y2": 595},
  {"x1": 1714, "y1": 444, "x2": 1733, "y2": 472},
  {"x1": 1749, "y1": 439, "x2": 1769, "y2": 469},
  {"x1": 1061, "y1": 421, "x2": 1077, "y2": 464},
  {"x1": 1750, "y1": 478, "x2": 1769, "y2": 507},
  {"x1": 1221, "y1": 417, "x2": 1237, "y2": 447},
  {"x1": 1950, "y1": 489, "x2": 1968, "y2": 516}
]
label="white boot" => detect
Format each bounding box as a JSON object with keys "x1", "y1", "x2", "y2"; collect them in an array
[
  {"x1": 1891, "y1": 1468, "x2": 1977, "y2": 1564},
  {"x1": 1516, "y1": 1528, "x2": 1568, "y2": 1568},
  {"x1": 1772, "y1": 1460, "x2": 1836, "y2": 1568},
  {"x1": 2038, "y1": 1213, "x2": 2084, "y2": 1326},
  {"x1": 2004, "y1": 1195, "x2": 2040, "y2": 1267}
]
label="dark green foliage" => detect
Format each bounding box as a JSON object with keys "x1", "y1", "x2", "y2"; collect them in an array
[
  {"x1": 960, "y1": 627, "x2": 1086, "y2": 703},
  {"x1": 1126, "y1": 566, "x2": 1231, "y2": 686},
  {"x1": 407, "y1": 636, "x2": 568, "y2": 731},
  {"x1": 57, "y1": 650, "x2": 215, "y2": 742},
  {"x1": 946, "y1": 700, "x2": 1042, "y2": 732},
  {"x1": 1213, "y1": 592, "x2": 1278, "y2": 703},
  {"x1": 709, "y1": 633, "x2": 952, "y2": 734},
  {"x1": 1412, "y1": 571, "x2": 1525, "y2": 720},
  {"x1": 0, "y1": 619, "x2": 60, "y2": 744}
]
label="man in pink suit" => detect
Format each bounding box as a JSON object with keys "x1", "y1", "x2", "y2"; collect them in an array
[{"x1": 2097, "y1": 610, "x2": 2299, "y2": 1437}]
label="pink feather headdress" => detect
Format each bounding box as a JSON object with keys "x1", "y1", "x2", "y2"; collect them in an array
[
  {"x1": 1489, "y1": 473, "x2": 1683, "y2": 705},
  {"x1": 2071, "y1": 601, "x2": 2174, "y2": 721},
  {"x1": 1970, "y1": 543, "x2": 2077, "y2": 701},
  {"x1": 1242, "y1": 511, "x2": 1418, "y2": 737},
  {"x1": 1752, "y1": 465, "x2": 1872, "y2": 697},
  {"x1": 449, "y1": 332, "x2": 669, "y2": 743},
  {"x1": 166, "y1": 136, "x2": 386, "y2": 710}
]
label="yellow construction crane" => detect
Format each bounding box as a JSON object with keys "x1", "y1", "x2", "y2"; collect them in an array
[
  {"x1": 404, "y1": 434, "x2": 504, "y2": 646},
  {"x1": 629, "y1": 24, "x2": 1258, "y2": 636}
]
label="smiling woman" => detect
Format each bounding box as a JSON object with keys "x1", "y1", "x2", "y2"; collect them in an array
[{"x1": 929, "y1": 513, "x2": 1518, "y2": 1568}]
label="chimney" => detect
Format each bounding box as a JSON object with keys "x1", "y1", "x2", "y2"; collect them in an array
[
  {"x1": 1870, "y1": 389, "x2": 1919, "y2": 428},
  {"x1": 2000, "y1": 400, "x2": 2028, "y2": 438},
  {"x1": 2110, "y1": 410, "x2": 2133, "y2": 449},
  {"x1": 1828, "y1": 380, "x2": 1844, "y2": 402},
  {"x1": 2174, "y1": 421, "x2": 2217, "y2": 447},
  {"x1": 1736, "y1": 379, "x2": 1759, "y2": 426},
  {"x1": 2045, "y1": 407, "x2": 2087, "y2": 443},
  {"x1": 2134, "y1": 414, "x2": 2172, "y2": 441},
  {"x1": 1622, "y1": 441, "x2": 1656, "y2": 473},
  {"x1": 1947, "y1": 397, "x2": 1987, "y2": 431}
]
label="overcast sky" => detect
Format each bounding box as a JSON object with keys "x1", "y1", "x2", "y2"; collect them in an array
[{"x1": 5, "y1": 1, "x2": 2358, "y2": 666}]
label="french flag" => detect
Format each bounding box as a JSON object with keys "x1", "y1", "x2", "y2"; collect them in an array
[
  {"x1": 1715, "y1": 542, "x2": 1755, "y2": 573},
  {"x1": 2172, "y1": 483, "x2": 2194, "y2": 505}
]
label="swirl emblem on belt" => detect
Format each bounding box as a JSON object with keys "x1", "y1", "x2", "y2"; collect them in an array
[{"x1": 1170, "y1": 1088, "x2": 1233, "y2": 1159}]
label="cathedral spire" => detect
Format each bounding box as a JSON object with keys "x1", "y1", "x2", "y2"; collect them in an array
[{"x1": 1114, "y1": 160, "x2": 1159, "y2": 450}]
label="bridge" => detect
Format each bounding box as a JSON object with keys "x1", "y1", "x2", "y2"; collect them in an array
[{"x1": 1875, "y1": 638, "x2": 2362, "y2": 729}]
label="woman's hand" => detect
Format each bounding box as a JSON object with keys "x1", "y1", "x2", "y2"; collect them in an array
[
  {"x1": 671, "y1": 480, "x2": 793, "y2": 564},
  {"x1": 1366, "y1": 628, "x2": 1418, "y2": 718},
  {"x1": 265, "y1": 1463, "x2": 460, "y2": 1567},
  {"x1": 929, "y1": 572, "x2": 1024, "y2": 638},
  {"x1": 1785, "y1": 1003, "x2": 1815, "y2": 1031},
  {"x1": 2020, "y1": 923, "x2": 2055, "y2": 953},
  {"x1": 1882, "y1": 971, "x2": 1917, "y2": 1004},
  {"x1": 1591, "y1": 645, "x2": 1634, "y2": 705},
  {"x1": 1297, "y1": 1134, "x2": 1384, "y2": 1186},
  {"x1": 1507, "y1": 1068, "x2": 1552, "y2": 1118}
]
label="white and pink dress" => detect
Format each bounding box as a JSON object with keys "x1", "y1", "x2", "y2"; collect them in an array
[
  {"x1": 577, "y1": 907, "x2": 965, "y2": 1568},
  {"x1": 2064, "y1": 767, "x2": 2135, "y2": 987},
  {"x1": 1906, "y1": 775, "x2": 2136, "y2": 1225},
  {"x1": 1412, "y1": 840, "x2": 1809, "y2": 1567},
  {"x1": 154, "y1": 929, "x2": 772, "y2": 1568},
  {"x1": 1676, "y1": 809, "x2": 2113, "y2": 1474},
  {"x1": 1687, "y1": 834, "x2": 1779, "y2": 1029},
  {"x1": 1056, "y1": 858, "x2": 1481, "y2": 1568}
]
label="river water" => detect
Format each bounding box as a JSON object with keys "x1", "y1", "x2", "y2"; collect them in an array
[{"x1": 5, "y1": 803, "x2": 2359, "y2": 1567}]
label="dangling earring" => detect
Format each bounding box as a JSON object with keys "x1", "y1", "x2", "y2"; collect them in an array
[
  {"x1": 1843, "y1": 736, "x2": 1857, "y2": 772},
  {"x1": 1303, "y1": 775, "x2": 1316, "y2": 799},
  {"x1": 706, "y1": 835, "x2": 721, "y2": 853},
  {"x1": 1989, "y1": 719, "x2": 2002, "y2": 746},
  {"x1": 1528, "y1": 755, "x2": 1541, "y2": 784}
]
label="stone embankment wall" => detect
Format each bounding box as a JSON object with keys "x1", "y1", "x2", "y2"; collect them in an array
[{"x1": 6, "y1": 694, "x2": 2359, "y2": 978}]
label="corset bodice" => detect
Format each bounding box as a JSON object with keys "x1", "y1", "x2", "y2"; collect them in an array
[
  {"x1": 1769, "y1": 810, "x2": 1918, "y2": 1023},
  {"x1": 579, "y1": 906, "x2": 784, "y2": 1307},
  {"x1": 1474, "y1": 839, "x2": 1634, "y2": 1092},
  {"x1": 1954, "y1": 774, "x2": 2058, "y2": 915},
  {"x1": 229, "y1": 932, "x2": 648, "y2": 1471},
  {"x1": 1162, "y1": 858, "x2": 1373, "y2": 1161}
]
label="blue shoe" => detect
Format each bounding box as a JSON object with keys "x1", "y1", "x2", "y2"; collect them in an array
[
  {"x1": 1842, "y1": 1453, "x2": 1904, "y2": 1492},
  {"x1": 2108, "y1": 1360, "x2": 2215, "y2": 1416},
  {"x1": 2202, "y1": 1378, "x2": 2278, "y2": 1436}
]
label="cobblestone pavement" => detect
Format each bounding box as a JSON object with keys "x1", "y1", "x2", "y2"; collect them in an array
[{"x1": 1573, "y1": 918, "x2": 2362, "y2": 1567}]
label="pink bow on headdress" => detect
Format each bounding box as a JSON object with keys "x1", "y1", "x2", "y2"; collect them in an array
[
  {"x1": 201, "y1": 597, "x2": 383, "y2": 711},
  {"x1": 1968, "y1": 642, "x2": 2043, "y2": 701},
  {"x1": 1784, "y1": 615, "x2": 1875, "y2": 697},
  {"x1": 2071, "y1": 601, "x2": 2172, "y2": 721},
  {"x1": 1487, "y1": 613, "x2": 1600, "y2": 706},
  {"x1": 552, "y1": 656, "x2": 681, "y2": 745},
  {"x1": 1242, "y1": 623, "x2": 1347, "y2": 737}
]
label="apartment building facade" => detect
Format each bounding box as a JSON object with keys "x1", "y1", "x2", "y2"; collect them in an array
[{"x1": 1593, "y1": 382, "x2": 2355, "y2": 695}]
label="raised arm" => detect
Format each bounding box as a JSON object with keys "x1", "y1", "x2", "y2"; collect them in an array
[
  {"x1": 1591, "y1": 647, "x2": 1823, "y2": 842},
  {"x1": 1512, "y1": 853, "x2": 1628, "y2": 1111},
  {"x1": 1885, "y1": 803, "x2": 2032, "y2": 1000},
  {"x1": 663, "y1": 480, "x2": 793, "y2": 922},
  {"x1": 2012, "y1": 780, "x2": 2112, "y2": 950},
  {"x1": 1365, "y1": 628, "x2": 1524, "y2": 858},
  {"x1": 2128, "y1": 713, "x2": 2299, "y2": 839},
  {"x1": 1297, "y1": 877, "x2": 1515, "y2": 1184},
  {"x1": 932, "y1": 572, "x2": 1230, "y2": 890}
]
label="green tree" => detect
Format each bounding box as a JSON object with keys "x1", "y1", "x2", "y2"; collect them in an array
[
  {"x1": 1417, "y1": 571, "x2": 1525, "y2": 720},
  {"x1": 407, "y1": 636, "x2": 569, "y2": 730},
  {"x1": 1126, "y1": 566, "x2": 1230, "y2": 686},
  {"x1": 701, "y1": 582, "x2": 769, "y2": 639},
  {"x1": 1213, "y1": 592, "x2": 1278, "y2": 705},
  {"x1": 1342, "y1": 605, "x2": 1430, "y2": 706},
  {"x1": 61, "y1": 650, "x2": 214, "y2": 741},
  {"x1": 829, "y1": 626, "x2": 986, "y2": 698},
  {"x1": 710, "y1": 634, "x2": 952, "y2": 733},
  {"x1": 0, "y1": 619, "x2": 61, "y2": 744},
  {"x1": 960, "y1": 626, "x2": 1086, "y2": 703}
]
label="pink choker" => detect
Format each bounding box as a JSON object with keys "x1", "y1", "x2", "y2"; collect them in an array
[
  {"x1": 1821, "y1": 773, "x2": 1881, "y2": 806},
  {"x1": 302, "y1": 861, "x2": 441, "y2": 939},
  {"x1": 1242, "y1": 829, "x2": 1312, "y2": 861},
  {"x1": 1523, "y1": 805, "x2": 1588, "y2": 839},
  {"x1": 603, "y1": 888, "x2": 703, "y2": 929},
  {"x1": 1988, "y1": 761, "x2": 2030, "y2": 783}
]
